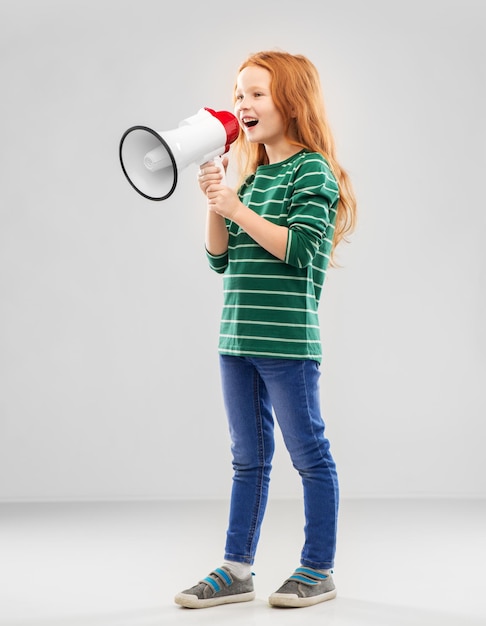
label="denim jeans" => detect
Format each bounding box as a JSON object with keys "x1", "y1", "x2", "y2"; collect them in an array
[{"x1": 219, "y1": 355, "x2": 339, "y2": 570}]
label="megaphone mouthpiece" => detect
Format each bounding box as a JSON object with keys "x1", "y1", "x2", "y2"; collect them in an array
[{"x1": 204, "y1": 108, "x2": 240, "y2": 147}]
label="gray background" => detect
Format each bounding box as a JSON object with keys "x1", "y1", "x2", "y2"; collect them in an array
[{"x1": 1, "y1": 0, "x2": 484, "y2": 501}]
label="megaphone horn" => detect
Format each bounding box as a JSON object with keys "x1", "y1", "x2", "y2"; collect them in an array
[{"x1": 119, "y1": 107, "x2": 240, "y2": 201}]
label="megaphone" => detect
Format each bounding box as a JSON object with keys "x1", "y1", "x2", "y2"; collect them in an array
[{"x1": 119, "y1": 107, "x2": 240, "y2": 201}]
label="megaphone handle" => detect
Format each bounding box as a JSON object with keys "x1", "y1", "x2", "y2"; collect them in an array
[{"x1": 213, "y1": 155, "x2": 226, "y2": 184}]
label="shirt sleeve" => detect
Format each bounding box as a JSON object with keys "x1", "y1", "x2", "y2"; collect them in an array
[
  {"x1": 206, "y1": 248, "x2": 228, "y2": 274},
  {"x1": 284, "y1": 157, "x2": 339, "y2": 268}
]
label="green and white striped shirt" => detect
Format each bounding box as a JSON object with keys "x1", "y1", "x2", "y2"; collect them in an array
[{"x1": 207, "y1": 150, "x2": 339, "y2": 363}]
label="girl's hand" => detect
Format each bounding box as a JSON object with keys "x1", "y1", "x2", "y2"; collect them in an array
[
  {"x1": 206, "y1": 184, "x2": 242, "y2": 221},
  {"x1": 197, "y1": 158, "x2": 227, "y2": 196},
  {"x1": 198, "y1": 157, "x2": 243, "y2": 221}
]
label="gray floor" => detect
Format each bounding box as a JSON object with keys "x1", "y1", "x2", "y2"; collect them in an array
[{"x1": 0, "y1": 498, "x2": 485, "y2": 625}]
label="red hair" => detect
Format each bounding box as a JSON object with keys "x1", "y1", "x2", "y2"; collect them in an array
[{"x1": 232, "y1": 50, "x2": 357, "y2": 258}]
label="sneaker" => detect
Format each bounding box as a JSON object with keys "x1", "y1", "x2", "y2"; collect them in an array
[
  {"x1": 268, "y1": 567, "x2": 337, "y2": 608},
  {"x1": 174, "y1": 566, "x2": 256, "y2": 608}
]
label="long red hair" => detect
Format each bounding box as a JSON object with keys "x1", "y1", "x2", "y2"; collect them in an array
[{"x1": 232, "y1": 50, "x2": 357, "y2": 259}]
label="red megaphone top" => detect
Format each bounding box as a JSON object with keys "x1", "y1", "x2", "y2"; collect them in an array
[{"x1": 204, "y1": 108, "x2": 240, "y2": 153}]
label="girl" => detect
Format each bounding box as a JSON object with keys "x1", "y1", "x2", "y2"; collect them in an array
[{"x1": 175, "y1": 50, "x2": 357, "y2": 609}]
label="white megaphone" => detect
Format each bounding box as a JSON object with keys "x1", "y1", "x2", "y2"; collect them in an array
[{"x1": 119, "y1": 107, "x2": 240, "y2": 201}]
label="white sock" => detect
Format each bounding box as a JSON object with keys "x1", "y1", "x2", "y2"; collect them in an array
[{"x1": 222, "y1": 559, "x2": 253, "y2": 579}]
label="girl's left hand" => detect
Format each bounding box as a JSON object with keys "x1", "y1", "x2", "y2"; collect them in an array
[{"x1": 206, "y1": 184, "x2": 242, "y2": 221}]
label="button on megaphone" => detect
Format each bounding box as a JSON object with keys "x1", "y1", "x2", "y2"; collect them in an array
[{"x1": 119, "y1": 107, "x2": 240, "y2": 201}]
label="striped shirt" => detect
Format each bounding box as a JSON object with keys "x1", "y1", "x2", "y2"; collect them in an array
[{"x1": 206, "y1": 150, "x2": 339, "y2": 363}]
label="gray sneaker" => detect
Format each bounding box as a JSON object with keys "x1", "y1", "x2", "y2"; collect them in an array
[
  {"x1": 174, "y1": 566, "x2": 256, "y2": 608},
  {"x1": 268, "y1": 567, "x2": 337, "y2": 608}
]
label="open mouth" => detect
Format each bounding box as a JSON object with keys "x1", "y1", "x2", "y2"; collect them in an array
[{"x1": 243, "y1": 117, "x2": 258, "y2": 128}]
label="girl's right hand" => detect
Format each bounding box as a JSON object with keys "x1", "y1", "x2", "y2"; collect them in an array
[{"x1": 197, "y1": 157, "x2": 228, "y2": 196}]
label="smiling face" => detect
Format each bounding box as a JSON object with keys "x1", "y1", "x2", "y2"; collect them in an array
[{"x1": 234, "y1": 65, "x2": 294, "y2": 161}]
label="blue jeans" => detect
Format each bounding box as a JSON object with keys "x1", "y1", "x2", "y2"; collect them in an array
[{"x1": 219, "y1": 355, "x2": 339, "y2": 570}]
